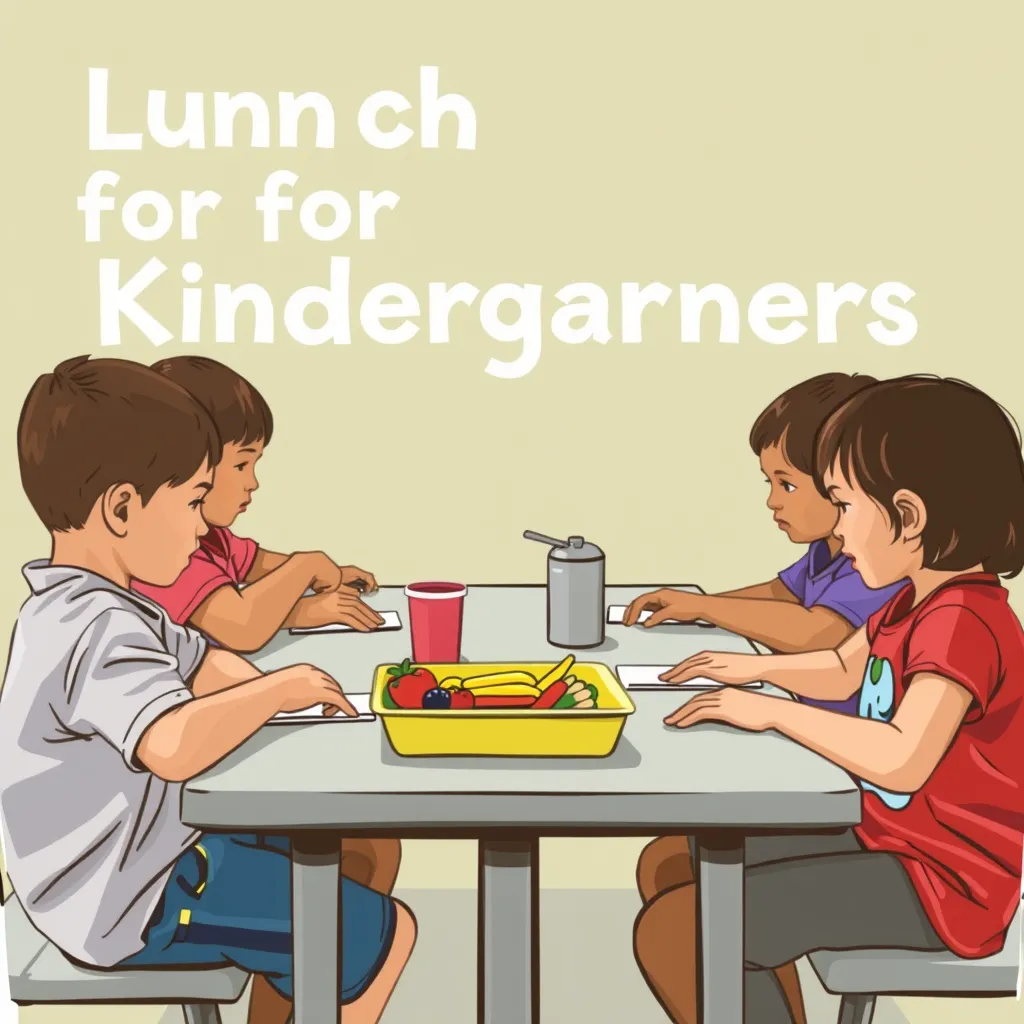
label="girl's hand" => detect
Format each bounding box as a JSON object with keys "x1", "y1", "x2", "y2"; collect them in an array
[
  {"x1": 664, "y1": 688, "x2": 778, "y2": 732},
  {"x1": 659, "y1": 651, "x2": 761, "y2": 685}
]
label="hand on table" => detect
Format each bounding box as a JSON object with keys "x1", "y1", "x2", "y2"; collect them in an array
[
  {"x1": 301, "y1": 590, "x2": 385, "y2": 631},
  {"x1": 272, "y1": 664, "x2": 357, "y2": 717},
  {"x1": 658, "y1": 650, "x2": 761, "y2": 685},
  {"x1": 338, "y1": 564, "x2": 379, "y2": 594},
  {"x1": 664, "y1": 687, "x2": 777, "y2": 733},
  {"x1": 623, "y1": 588, "x2": 706, "y2": 627}
]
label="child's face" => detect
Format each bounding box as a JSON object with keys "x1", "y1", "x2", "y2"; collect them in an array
[
  {"x1": 202, "y1": 439, "x2": 264, "y2": 528},
  {"x1": 121, "y1": 463, "x2": 213, "y2": 586},
  {"x1": 759, "y1": 443, "x2": 838, "y2": 544},
  {"x1": 825, "y1": 466, "x2": 919, "y2": 589}
]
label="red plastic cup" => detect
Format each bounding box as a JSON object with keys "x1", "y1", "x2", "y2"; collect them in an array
[{"x1": 404, "y1": 582, "x2": 467, "y2": 663}]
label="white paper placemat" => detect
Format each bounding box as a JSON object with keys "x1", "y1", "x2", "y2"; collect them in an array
[
  {"x1": 288, "y1": 610, "x2": 402, "y2": 635},
  {"x1": 607, "y1": 605, "x2": 714, "y2": 628},
  {"x1": 615, "y1": 665, "x2": 763, "y2": 691},
  {"x1": 268, "y1": 692, "x2": 376, "y2": 723}
]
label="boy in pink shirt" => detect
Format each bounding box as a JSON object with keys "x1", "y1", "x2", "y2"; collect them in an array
[
  {"x1": 135, "y1": 357, "x2": 382, "y2": 646},
  {"x1": 133, "y1": 357, "x2": 401, "y2": 1022}
]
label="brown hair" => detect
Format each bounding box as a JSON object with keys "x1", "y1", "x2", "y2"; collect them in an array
[
  {"x1": 815, "y1": 376, "x2": 1024, "y2": 578},
  {"x1": 151, "y1": 357, "x2": 273, "y2": 447},
  {"x1": 18, "y1": 356, "x2": 222, "y2": 533},
  {"x1": 749, "y1": 373, "x2": 878, "y2": 474}
]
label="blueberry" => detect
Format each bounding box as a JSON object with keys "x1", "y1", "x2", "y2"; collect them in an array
[{"x1": 421, "y1": 687, "x2": 452, "y2": 710}]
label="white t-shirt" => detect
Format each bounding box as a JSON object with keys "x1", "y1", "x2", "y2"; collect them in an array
[{"x1": 0, "y1": 561, "x2": 206, "y2": 966}]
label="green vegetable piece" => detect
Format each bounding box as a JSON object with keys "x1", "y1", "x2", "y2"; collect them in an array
[
  {"x1": 554, "y1": 691, "x2": 578, "y2": 710},
  {"x1": 381, "y1": 685, "x2": 399, "y2": 710},
  {"x1": 584, "y1": 684, "x2": 599, "y2": 705}
]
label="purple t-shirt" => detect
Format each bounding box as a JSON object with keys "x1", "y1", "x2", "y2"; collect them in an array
[{"x1": 778, "y1": 540, "x2": 905, "y2": 714}]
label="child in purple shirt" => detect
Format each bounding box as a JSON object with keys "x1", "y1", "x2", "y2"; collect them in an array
[{"x1": 628, "y1": 372, "x2": 904, "y2": 1024}]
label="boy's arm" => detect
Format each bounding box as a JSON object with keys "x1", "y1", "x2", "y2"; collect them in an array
[
  {"x1": 188, "y1": 648, "x2": 260, "y2": 696},
  {"x1": 662, "y1": 626, "x2": 870, "y2": 700},
  {"x1": 245, "y1": 548, "x2": 289, "y2": 582},
  {"x1": 189, "y1": 552, "x2": 342, "y2": 652},
  {"x1": 137, "y1": 663, "x2": 355, "y2": 782},
  {"x1": 685, "y1": 594, "x2": 854, "y2": 652},
  {"x1": 716, "y1": 579, "x2": 799, "y2": 601}
]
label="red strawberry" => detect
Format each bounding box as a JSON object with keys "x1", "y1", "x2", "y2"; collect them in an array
[{"x1": 386, "y1": 659, "x2": 437, "y2": 709}]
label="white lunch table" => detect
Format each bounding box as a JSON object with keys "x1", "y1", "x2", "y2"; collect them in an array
[{"x1": 181, "y1": 584, "x2": 859, "y2": 1023}]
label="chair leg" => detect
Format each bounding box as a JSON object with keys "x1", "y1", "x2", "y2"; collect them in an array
[
  {"x1": 182, "y1": 1004, "x2": 222, "y2": 1024},
  {"x1": 837, "y1": 993, "x2": 876, "y2": 1024}
]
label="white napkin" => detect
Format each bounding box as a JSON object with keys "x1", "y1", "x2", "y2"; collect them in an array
[
  {"x1": 616, "y1": 665, "x2": 763, "y2": 691},
  {"x1": 268, "y1": 692, "x2": 376, "y2": 722},
  {"x1": 607, "y1": 605, "x2": 714, "y2": 628},
  {"x1": 288, "y1": 611, "x2": 402, "y2": 635}
]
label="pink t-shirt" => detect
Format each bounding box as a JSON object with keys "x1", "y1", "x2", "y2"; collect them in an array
[{"x1": 134, "y1": 526, "x2": 258, "y2": 625}]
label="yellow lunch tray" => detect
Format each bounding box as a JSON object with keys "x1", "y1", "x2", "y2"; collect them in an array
[{"x1": 370, "y1": 661, "x2": 636, "y2": 758}]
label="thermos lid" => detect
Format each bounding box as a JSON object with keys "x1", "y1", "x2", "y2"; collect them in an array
[{"x1": 550, "y1": 535, "x2": 604, "y2": 561}]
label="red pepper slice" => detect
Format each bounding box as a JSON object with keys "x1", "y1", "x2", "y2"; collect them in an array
[
  {"x1": 473, "y1": 694, "x2": 537, "y2": 707},
  {"x1": 531, "y1": 680, "x2": 568, "y2": 709}
]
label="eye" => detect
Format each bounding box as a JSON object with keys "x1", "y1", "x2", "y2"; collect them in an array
[
  {"x1": 781, "y1": 481, "x2": 796, "y2": 492},
  {"x1": 833, "y1": 501, "x2": 850, "y2": 512},
  {"x1": 234, "y1": 462, "x2": 247, "y2": 472},
  {"x1": 189, "y1": 498, "x2": 206, "y2": 510}
]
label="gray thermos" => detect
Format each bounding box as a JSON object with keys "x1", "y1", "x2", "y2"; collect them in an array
[{"x1": 524, "y1": 531, "x2": 605, "y2": 649}]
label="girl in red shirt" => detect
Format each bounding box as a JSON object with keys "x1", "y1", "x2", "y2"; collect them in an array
[{"x1": 634, "y1": 376, "x2": 1024, "y2": 1024}]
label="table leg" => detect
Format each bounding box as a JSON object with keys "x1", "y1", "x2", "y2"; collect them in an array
[
  {"x1": 477, "y1": 838, "x2": 538, "y2": 1024},
  {"x1": 291, "y1": 833, "x2": 341, "y2": 1024},
  {"x1": 695, "y1": 831, "x2": 745, "y2": 1024}
]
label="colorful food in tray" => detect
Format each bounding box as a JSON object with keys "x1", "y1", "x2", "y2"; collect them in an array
[{"x1": 381, "y1": 656, "x2": 599, "y2": 710}]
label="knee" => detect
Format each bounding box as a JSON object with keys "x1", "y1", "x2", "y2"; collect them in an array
[
  {"x1": 636, "y1": 836, "x2": 695, "y2": 903},
  {"x1": 634, "y1": 883, "x2": 696, "y2": 971}
]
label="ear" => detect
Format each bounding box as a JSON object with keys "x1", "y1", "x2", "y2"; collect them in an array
[
  {"x1": 892, "y1": 488, "x2": 927, "y2": 543},
  {"x1": 100, "y1": 483, "x2": 138, "y2": 538}
]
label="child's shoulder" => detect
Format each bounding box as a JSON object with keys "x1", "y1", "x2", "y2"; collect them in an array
[{"x1": 20, "y1": 560, "x2": 165, "y2": 641}]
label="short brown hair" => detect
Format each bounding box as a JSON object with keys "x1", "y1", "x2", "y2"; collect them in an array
[
  {"x1": 151, "y1": 357, "x2": 273, "y2": 447},
  {"x1": 18, "y1": 356, "x2": 222, "y2": 533},
  {"x1": 749, "y1": 373, "x2": 878, "y2": 474},
  {"x1": 815, "y1": 376, "x2": 1024, "y2": 578}
]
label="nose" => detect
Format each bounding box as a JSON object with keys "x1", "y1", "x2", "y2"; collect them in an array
[{"x1": 766, "y1": 490, "x2": 783, "y2": 512}]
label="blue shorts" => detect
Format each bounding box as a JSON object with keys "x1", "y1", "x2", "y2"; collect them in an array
[{"x1": 120, "y1": 834, "x2": 396, "y2": 1004}]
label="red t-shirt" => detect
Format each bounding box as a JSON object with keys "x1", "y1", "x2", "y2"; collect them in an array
[
  {"x1": 855, "y1": 573, "x2": 1024, "y2": 958},
  {"x1": 133, "y1": 526, "x2": 259, "y2": 625}
]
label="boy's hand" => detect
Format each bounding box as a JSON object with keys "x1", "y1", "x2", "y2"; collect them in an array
[
  {"x1": 302, "y1": 591, "x2": 386, "y2": 631},
  {"x1": 338, "y1": 564, "x2": 379, "y2": 593},
  {"x1": 623, "y1": 589, "x2": 704, "y2": 627},
  {"x1": 664, "y1": 688, "x2": 777, "y2": 732},
  {"x1": 272, "y1": 664, "x2": 357, "y2": 717},
  {"x1": 659, "y1": 651, "x2": 761, "y2": 685}
]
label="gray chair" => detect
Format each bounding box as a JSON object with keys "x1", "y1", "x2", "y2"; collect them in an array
[
  {"x1": 808, "y1": 900, "x2": 1022, "y2": 1024},
  {"x1": 3, "y1": 890, "x2": 249, "y2": 1023}
]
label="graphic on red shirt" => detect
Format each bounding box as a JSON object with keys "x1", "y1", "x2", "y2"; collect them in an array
[
  {"x1": 855, "y1": 574, "x2": 1024, "y2": 959},
  {"x1": 133, "y1": 526, "x2": 258, "y2": 625}
]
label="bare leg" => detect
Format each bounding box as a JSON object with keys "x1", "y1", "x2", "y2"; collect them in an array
[
  {"x1": 634, "y1": 836, "x2": 807, "y2": 1024},
  {"x1": 636, "y1": 835, "x2": 694, "y2": 904},
  {"x1": 633, "y1": 883, "x2": 699, "y2": 1024}
]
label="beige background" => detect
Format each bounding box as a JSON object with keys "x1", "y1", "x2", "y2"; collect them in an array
[{"x1": 1, "y1": 1, "x2": 1021, "y2": 1020}]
